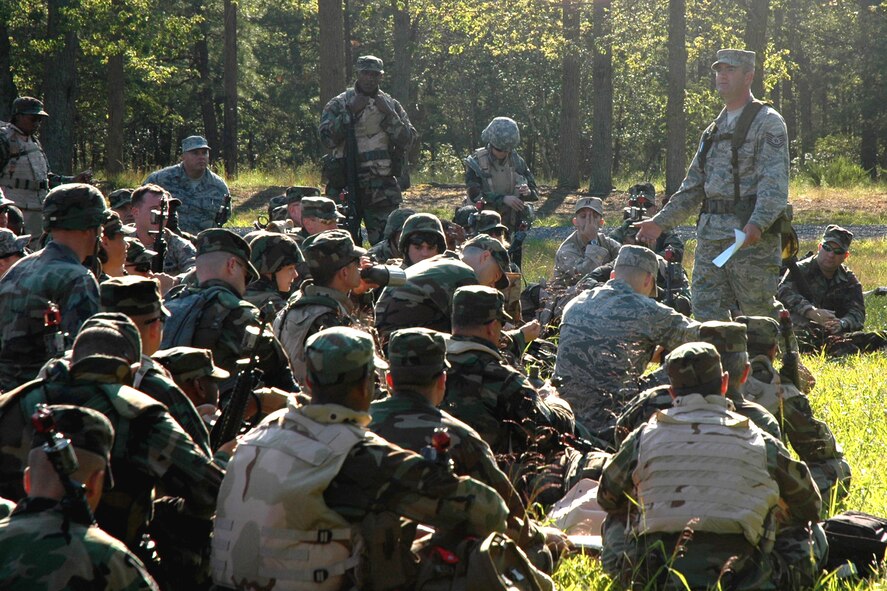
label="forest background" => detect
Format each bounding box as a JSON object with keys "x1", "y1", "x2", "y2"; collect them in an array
[{"x1": 0, "y1": 0, "x2": 884, "y2": 194}]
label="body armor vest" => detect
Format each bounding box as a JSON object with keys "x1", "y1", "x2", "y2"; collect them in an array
[
  {"x1": 634, "y1": 394, "x2": 779, "y2": 546},
  {"x1": 333, "y1": 91, "x2": 392, "y2": 177},
  {"x1": 0, "y1": 123, "x2": 49, "y2": 211},
  {"x1": 473, "y1": 147, "x2": 518, "y2": 196},
  {"x1": 211, "y1": 404, "x2": 365, "y2": 590}
]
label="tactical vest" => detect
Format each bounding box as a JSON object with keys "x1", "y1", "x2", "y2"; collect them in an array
[
  {"x1": 211, "y1": 404, "x2": 365, "y2": 591},
  {"x1": 333, "y1": 90, "x2": 392, "y2": 177},
  {"x1": 161, "y1": 285, "x2": 232, "y2": 351},
  {"x1": 274, "y1": 289, "x2": 352, "y2": 384},
  {"x1": 634, "y1": 394, "x2": 779, "y2": 546},
  {"x1": 0, "y1": 123, "x2": 49, "y2": 211},
  {"x1": 743, "y1": 356, "x2": 802, "y2": 417}
]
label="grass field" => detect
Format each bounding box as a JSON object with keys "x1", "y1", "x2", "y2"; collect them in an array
[{"x1": 533, "y1": 237, "x2": 887, "y2": 589}]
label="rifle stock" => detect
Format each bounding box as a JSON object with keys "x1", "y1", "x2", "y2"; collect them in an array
[
  {"x1": 778, "y1": 309, "x2": 801, "y2": 387},
  {"x1": 342, "y1": 114, "x2": 364, "y2": 244},
  {"x1": 149, "y1": 198, "x2": 169, "y2": 273}
]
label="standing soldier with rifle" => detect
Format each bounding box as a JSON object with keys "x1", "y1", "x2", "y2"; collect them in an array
[{"x1": 319, "y1": 55, "x2": 416, "y2": 246}]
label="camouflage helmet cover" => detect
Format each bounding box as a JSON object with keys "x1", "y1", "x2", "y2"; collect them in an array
[
  {"x1": 399, "y1": 213, "x2": 447, "y2": 257},
  {"x1": 482, "y1": 117, "x2": 521, "y2": 152},
  {"x1": 248, "y1": 231, "x2": 304, "y2": 275},
  {"x1": 43, "y1": 183, "x2": 112, "y2": 232}
]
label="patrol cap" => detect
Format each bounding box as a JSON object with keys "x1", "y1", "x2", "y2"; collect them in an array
[
  {"x1": 285, "y1": 186, "x2": 321, "y2": 204},
  {"x1": 301, "y1": 196, "x2": 344, "y2": 221},
  {"x1": 666, "y1": 342, "x2": 724, "y2": 392},
  {"x1": 614, "y1": 244, "x2": 658, "y2": 277},
  {"x1": 302, "y1": 229, "x2": 366, "y2": 274},
  {"x1": 265, "y1": 219, "x2": 295, "y2": 234},
  {"x1": 399, "y1": 213, "x2": 447, "y2": 256},
  {"x1": 822, "y1": 224, "x2": 853, "y2": 250},
  {"x1": 108, "y1": 188, "x2": 133, "y2": 210},
  {"x1": 31, "y1": 405, "x2": 115, "y2": 485},
  {"x1": 101, "y1": 276, "x2": 170, "y2": 318},
  {"x1": 356, "y1": 55, "x2": 384, "y2": 73},
  {"x1": 463, "y1": 233, "x2": 511, "y2": 290},
  {"x1": 72, "y1": 312, "x2": 142, "y2": 365},
  {"x1": 388, "y1": 328, "x2": 449, "y2": 384},
  {"x1": 153, "y1": 346, "x2": 230, "y2": 383},
  {"x1": 195, "y1": 228, "x2": 260, "y2": 283},
  {"x1": 735, "y1": 316, "x2": 780, "y2": 352},
  {"x1": 248, "y1": 231, "x2": 303, "y2": 274},
  {"x1": 0, "y1": 228, "x2": 30, "y2": 258},
  {"x1": 305, "y1": 326, "x2": 387, "y2": 387},
  {"x1": 574, "y1": 196, "x2": 604, "y2": 216},
  {"x1": 475, "y1": 210, "x2": 509, "y2": 235},
  {"x1": 699, "y1": 321, "x2": 748, "y2": 354},
  {"x1": 43, "y1": 183, "x2": 112, "y2": 232},
  {"x1": 711, "y1": 49, "x2": 756, "y2": 70},
  {"x1": 181, "y1": 135, "x2": 210, "y2": 153},
  {"x1": 452, "y1": 285, "x2": 513, "y2": 326},
  {"x1": 124, "y1": 237, "x2": 157, "y2": 267},
  {"x1": 12, "y1": 96, "x2": 49, "y2": 117},
  {"x1": 382, "y1": 207, "x2": 416, "y2": 241}
]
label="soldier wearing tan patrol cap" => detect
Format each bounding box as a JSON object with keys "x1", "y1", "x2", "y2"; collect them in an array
[
  {"x1": 637, "y1": 48, "x2": 790, "y2": 324},
  {"x1": 552, "y1": 196, "x2": 621, "y2": 287}
]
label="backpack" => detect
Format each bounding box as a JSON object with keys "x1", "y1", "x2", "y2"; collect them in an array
[
  {"x1": 160, "y1": 285, "x2": 231, "y2": 350},
  {"x1": 822, "y1": 511, "x2": 887, "y2": 576}
]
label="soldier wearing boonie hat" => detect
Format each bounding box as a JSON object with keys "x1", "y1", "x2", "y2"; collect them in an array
[{"x1": 553, "y1": 196, "x2": 621, "y2": 287}]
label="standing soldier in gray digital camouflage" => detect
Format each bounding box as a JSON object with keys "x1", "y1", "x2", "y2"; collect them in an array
[
  {"x1": 636, "y1": 49, "x2": 790, "y2": 321},
  {"x1": 319, "y1": 55, "x2": 416, "y2": 245},
  {"x1": 145, "y1": 135, "x2": 230, "y2": 234},
  {"x1": 0, "y1": 97, "x2": 92, "y2": 236}
]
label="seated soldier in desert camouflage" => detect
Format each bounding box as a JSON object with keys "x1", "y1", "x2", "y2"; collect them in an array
[{"x1": 552, "y1": 197, "x2": 621, "y2": 288}]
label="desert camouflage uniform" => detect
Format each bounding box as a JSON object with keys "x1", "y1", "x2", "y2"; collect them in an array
[
  {"x1": 777, "y1": 255, "x2": 865, "y2": 347},
  {"x1": 554, "y1": 278, "x2": 699, "y2": 435},
  {"x1": 745, "y1": 355, "x2": 851, "y2": 501},
  {"x1": 0, "y1": 240, "x2": 100, "y2": 389},
  {"x1": 162, "y1": 279, "x2": 296, "y2": 392},
  {"x1": 552, "y1": 230, "x2": 622, "y2": 287},
  {"x1": 0, "y1": 498, "x2": 158, "y2": 591},
  {"x1": 0, "y1": 356, "x2": 223, "y2": 550},
  {"x1": 650, "y1": 101, "x2": 789, "y2": 321},
  {"x1": 599, "y1": 392, "x2": 824, "y2": 590},
  {"x1": 318, "y1": 83, "x2": 416, "y2": 245},
  {"x1": 144, "y1": 163, "x2": 229, "y2": 234}
]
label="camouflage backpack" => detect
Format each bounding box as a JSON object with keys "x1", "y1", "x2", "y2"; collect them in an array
[{"x1": 160, "y1": 285, "x2": 233, "y2": 351}]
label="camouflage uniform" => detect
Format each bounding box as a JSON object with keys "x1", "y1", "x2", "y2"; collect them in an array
[
  {"x1": 0, "y1": 227, "x2": 30, "y2": 259},
  {"x1": 609, "y1": 219, "x2": 685, "y2": 261},
  {"x1": 162, "y1": 229, "x2": 296, "y2": 393},
  {"x1": 0, "y1": 405, "x2": 159, "y2": 591},
  {"x1": 464, "y1": 117, "x2": 539, "y2": 233},
  {"x1": 0, "y1": 184, "x2": 110, "y2": 390},
  {"x1": 144, "y1": 136, "x2": 229, "y2": 235},
  {"x1": 367, "y1": 207, "x2": 415, "y2": 263},
  {"x1": 273, "y1": 230, "x2": 363, "y2": 384},
  {"x1": 739, "y1": 315, "x2": 851, "y2": 502},
  {"x1": 0, "y1": 328, "x2": 223, "y2": 552},
  {"x1": 127, "y1": 227, "x2": 196, "y2": 276},
  {"x1": 552, "y1": 197, "x2": 621, "y2": 287},
  {"x1": 318, "y1": 56, "x2": 416, "y2": 245},
  {"x1": 211, "y1": 327, "x2": 507, "y2": 591},
  {"x1": 777, "y1": 225, "x2": 865, "y2": 350},
  {"x1": 554, "y1": 246, "x2": 699, "y2": 436},
  {"x1": 244, "y1": 231, "x2": 303, "y2": 315},
  {"x1": 648, "y1": 50, "x2": 789, "y2": 322},
  {"x1": 598, "y1": 342, "x2": 825, "y2": 591}
]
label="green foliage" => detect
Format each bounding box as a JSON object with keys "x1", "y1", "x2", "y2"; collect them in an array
[{"x1": 804, "y1": 157, "x2": 872, "y2": 189}]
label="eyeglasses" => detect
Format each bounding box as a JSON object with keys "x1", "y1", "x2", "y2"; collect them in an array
[
  {"x1": 408, "y1": 236, "x2": 438, "y2": 249},
  {"x1": 821, "y1": 243, "x2": 847, "y2": 256}
]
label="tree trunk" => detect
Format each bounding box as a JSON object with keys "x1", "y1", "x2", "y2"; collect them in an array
[
  {"x1": 223, "y1": 0, "x2": 237, "y2": 176},
  {"x1": 42, "y1": 0, "x2": 79, "y2": 173},
  {"x1": 665, "y1": 0, "x2": 687, "y2": 196},
  {"x1": 587, "y1": 0, "x2": 613, "y2": 196},
  {"x1": 0, "y1": 21, "x2": 16, "y2": 122},
  {"x1": 770, "y1": 5, "x2": 783, "y2": 111},
  {"x1": 744, "y1": 0, "x2": 769, "y2": 99},
  {"x1": 557, "y1": 0, "x2": 581, "y2": 189},
  {"x1": 318, "y1": 0, "x2": 347, "y2": 108},
  {"x1": 193, "y1": 0, "x2": 219, "y2": 154},
  {"x1": 858, "y1": 0, "x2": 880, "y2": 178},
  {"x1": 390, "y1": 0, "x2": 411, "y2": 107},
  {"x1": 106, "y1": 52, "x2": 125, "y2": 174}
]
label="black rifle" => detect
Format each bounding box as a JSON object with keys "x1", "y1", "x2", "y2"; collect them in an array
[
  {"x1": 215, "y1": 193, "x2": 232, "y2": 227},
  {"x1": 31, "y1": 403, "x2": 94, "y2": 525},
  {"x1": 209, "y1": 307, "x2": 272, "y2": 451},
  {"x1": 43, "y1": 301, "x2": 66, "y2": 359},
  {"x1": 149, "y1": 197, "x2": 169, "y2": 273},
  {"x1": 663, "y1": 246, "x2": 677, "y2": 308},
  {"x1": 778, "y1": 309, "x2": 801, "y2": 388},
  {"x1": 340, "y1": 111, "x2": 364, "y2": 245}
]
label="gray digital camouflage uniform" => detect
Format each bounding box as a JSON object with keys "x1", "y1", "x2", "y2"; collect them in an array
[{"x1": 144, "y1": 163, "x2": 229, "y2": 235}]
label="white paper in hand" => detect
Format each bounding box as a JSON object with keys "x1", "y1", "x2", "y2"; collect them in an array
[{"x1": 712, "y1": 228, "x2": 747, "y2": 268}]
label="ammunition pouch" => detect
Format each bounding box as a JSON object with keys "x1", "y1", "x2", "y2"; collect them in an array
[{"x1": 321, "y1": 154, "x2": 347, "y2": 190}]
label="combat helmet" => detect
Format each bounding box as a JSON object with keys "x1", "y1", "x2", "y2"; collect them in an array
[
  {"x1": 398, "y1": 213, "x2": 447, "y2": 260},
  {"x1": 43, "y1": 183, "x2": 111, "y2": 232},
  {"x1": 482, "y1": 117, "x2": 521, "y2": 152},
  {"x1": 248, "y1": 231, "x2": 304, "y2": 275}
]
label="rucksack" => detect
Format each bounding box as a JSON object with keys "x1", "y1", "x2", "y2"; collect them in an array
[
  {"x1": 822, "y1": 511, "x2": 887, "y2": 576},
  {"x1": 160, "y1": 285, "x2": 231, "y2": 350}
]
